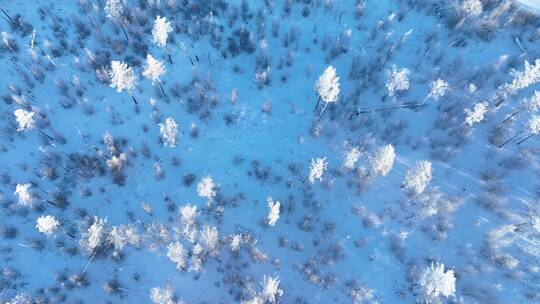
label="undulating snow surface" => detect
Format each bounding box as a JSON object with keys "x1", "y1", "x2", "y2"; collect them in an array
[{"x1": 0, "y1": 0, "x2": 539, "y2": 303}]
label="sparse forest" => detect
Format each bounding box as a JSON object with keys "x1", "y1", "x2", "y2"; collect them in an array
[{"x1": 0, "y1": 0, "x2": 540, "y2": 303}]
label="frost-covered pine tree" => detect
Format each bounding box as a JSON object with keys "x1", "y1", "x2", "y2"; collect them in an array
[
  {"x1": 200, "y1": 225, "x2": 219, "y2": 257},
  {"x1": 197, "y1": 176, "x2": 216, "y2": 201},
  {"x1": 403, "y1": 160, "x2": 432, "y2": 195},
  {"x1": 167, "y1": 241, "x2": 187, "y2": 270},
  {"x1": 386, "y1": 65, "x2": 410, "y2": 97},
  {"x1": 14, "y1": 108, "x2": 35, "y2": 132},
  {"x1": 104, "y1": 0, "x2": 122, "y2": 20},
  {"x1": 14, "y1": 183, "x2": 33, "y2": 206},
  {"x1": 35, "y1": 215, "x2": 59, "y2": 236},
  {"x1": 417, "y1": 263, "x2": 456, "y2": 304},
  {"x1": 179, "y1": 204, "x2": 199, "y2": 242},
  {"x1": 342, "y1": 146, "x2": 360, "y2": 170},
  {"x1": 525, "y1": 91, "x2": 540, "y2": 112},
  {"x1": 109, "y1": 60, "x2": 136, "y2": 97},
  {"x1": 464, "y1": 102, "x2": 488, "y2": 126},
  {"x1": 369, "y1": 144, "x2": 395, "y2": 177},
  {"x1": 267, "y1": 196, "x2": 280, "y2": 227},
  {"x1": 80, "y1": 216, "x2": 108, "y2": 254},
  {"x1": 152, "y1": 15, "x2": 172, "y2": 48},
  {"x1": 517, "y1": 115, "x2": 540, "y2": 145},
  {"x1": 242, "y1": 276, "x2": 283, "y2": 304},
  {"x1": 143, "y1": 54, "x2": 166, "y2": 95},
  {"x1": 501, "y1": 59, "x2": 540, "y2": 97},
  {"x1": 460, "y1": 0, "x2": 483, "y2": 17},
  {"x1": 427, "y1": 78, "x2": 449, "y2": 101},
  {"x1": 261, "y1": 276, "x2": 283, "y2": 303},
  {"x1": 150, "y1": 284, "x2": 177, "y2": 304},
  {"x1": 307, "y1": 157, "x2": 327, "y2": 184},
  {"x1": 159, "y1": 117, "x2": 178, "y2": 148},
  {"x1": 315, "y1": 66, "x2": 340, "y2": 118},
  {"x1": 104, "y1": 0, "x2": 129, "y2": 41},
  {"x1": 108, "y1": 224, "x2": 140, "y2": 251}
]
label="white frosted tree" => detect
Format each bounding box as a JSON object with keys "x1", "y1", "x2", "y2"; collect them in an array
[
  {"x1": 197, "y1": 176, "x2": 216, "y2": 201},
  {"x1": 167, "y1": 241, "x2": 187, "y2": 270},
  {"x1": 501, "y1": 59, "x2": 540, "y2": 97},
  {"x1": 152, "y1": 16, "x2": 172, "y2": 48},
  {"x1": 14, "y1": 109, "x2": 35, "y2": 132},
  {"x1": 159, "y1": 117, "x2": 178, "y2": 148},
  {"x1": 109, "y1": 60, "x2": 137, "y2": 103},
  {"x1": 267, "y1": 196, "x2": 280, "y2": 227},
  {"x1": 108, "y1": 224, "x2": 140, "y2": 251},
  {"x1": 307, "y1": 157, "x2": 327, "y2": 184},
  {"x1": 369, "y1": 144, "x2": 396, "y2": 177},
  {"x1": 315, "y1": 66, "x2": 340, "y2": 119},
  {"x1": 179, "y1": 204, "x2": 199, "y2": 242},
  {"x1": 342, "y1": 146, "x2": 360, "y2": 170},
  {"x1": 104, "y1": 0, "x2": 129, "y2": 41},
  {"x1": 464, "y1": 102, "x2": 488, "y2": 126},
  {"x1": 80, "y1": 216, "x2": 109, "y2": 254},
  {"x1": 417, "y1": 263, "x2": 456, "y2": 304},
  {"x1": 386, "y1": 65, "x2": 410, "y2": 97},
  {"x1": 403, "y1": 160, "x2": 432, "y2": 195},
  {"x1": 517, "y1": 115, "x2": 540, "y2": 145},
  {"x1": 261, "y1": 276, "x2": 283, "y2": 303},
  {"x1": 14, "y1": 183, "x2": 33, "y2": 206},
  {"x1": 152, "y1": 15, "x2": 173, "y2": 63},
  {"x1": 242, "y1": 276, "x2": 283, "y2": 304},
  {"x1": 427, "y1": 78, "x2": 449, "y2": 101},
  {"x1": 200, "y1": 225, "x2": 219, "y2": 257},
  {"x1": 143, "y1": 54, "x2": 166, "y2": 95},
  {"x1": 150, "y1": 284, "x2": 177, "y2": 304},
  {"x1": 460, "y1": 0, "x2": 483, "y2": 17},
  {"x1": 35, "y1": 215, "x2": 60, "y2": 236}
]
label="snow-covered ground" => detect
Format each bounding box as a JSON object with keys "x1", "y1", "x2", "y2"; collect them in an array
[{"x1": 0, "y1": 0, "x2": 539, "y2": 303}]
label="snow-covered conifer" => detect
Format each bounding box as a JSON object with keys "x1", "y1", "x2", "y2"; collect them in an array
[
  {"x1": 143, "y1": 54, "x2": 166, "y2": 85},
  {"x1": 167, "y1": 241, "x2": 187, "y2": 270},
  {"x1": 108, "y1": 224, "x2": 140, "y2": 251},
  {"x1": 343, "y1": 146, "x2": 360, "y2": 170},
  {"x1": 104, "y1": 0, "x2": 122, "y2": 20},
  {"x1": 14, "y1": 109, "x2": 35, "y2": 132},
  {"x1": 109, "y1": 60, "x2": 136, "y2": 93},
  {"x1": 152, "y1": 16, "x2": 172, "y2": 48},
  {"x1": 315, "y1": 66, "x2": 340, "y2": 118},
  {"x1": 261, "y1": 276, "x2": 283, "y2": 303},
  {"x1": 308, "y1": 157, "x2": 327, "y2": 184},
  {"x1": 370, "y1": 144, "x2": 395, "y2": 177},
  {"x1": 464, "y1": 102, "x2": 487, "y2": 126},
  {"x1": 315, "y1": 66, "x2": 340, "y2": 104},
  {"x1": 80, "y1": 216, "x2": 108, "y2": 254},
  {"x1": 107, "y1": 152, "x2": 127, "y2": 171},
  {"x1": 35, "y1": 215, "x2": 60, "y2": 236},
  {"x1": 387, "y1": 65, "x2": 410, "y2": 97},
  {"x1": 179, "y1": 204, "x2": 198, "y2": 242},
  {"x1": 502, "y1": 59, "x2": 540, "y2": 96},
  {"x1": 529, "y1": 115, "x2": 540, "y2": 135},
  {"x1": 460, "y1": 0, "x2": 483, "y2": 17},
  {"x1": 427, "y1": 78, "x2": 449, "y2": 101},
  {"x1": 417, "y1": 263, "x2": 456, "y2": 303},
  {"x1": 159, "y1": 117, "x2": 178, "y2": 148},
  {"x1": 197, "y1": 176, "x2": 216, "y2": 200},
  {"x1": 150, "y1": 284, "x2": 177, "y2": 304},
  {"x1": 200, "y1": 225, "x2": 219, "y2": 256},
  {"x1": 14, "y1": 183, "x2": 33, "y2": 206},
  {"x1": 404, "y1": 160, "x2": 432, "y2": 195},
  {"x1": 267, "y1": 197, "x2": 280, "y2": 227}
]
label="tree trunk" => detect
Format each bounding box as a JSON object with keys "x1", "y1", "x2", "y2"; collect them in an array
[{"x1": 120, "y1": 23, "x2": 129, "y2": 42}]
